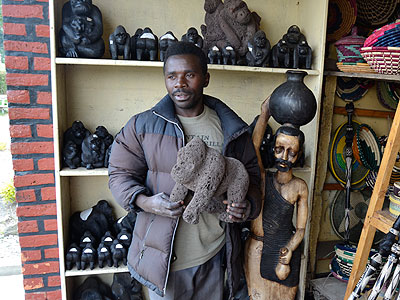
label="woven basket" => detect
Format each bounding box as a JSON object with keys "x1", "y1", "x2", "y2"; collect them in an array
[
  {"x1": 335, "y1": 27, "x2": 366, "y2": 63},
  {"x1": 327, "y1": 0, "x2": 357, "y2": 42},
  {"x1": 336, "y1": 62, "x2": 376, "y2": 73},
  {"x1": 360, "y1": 47, "x2": 400, "y2": 75},
  {"x1": 356, "y1": 0, "x2": 398, "y2": 26}
]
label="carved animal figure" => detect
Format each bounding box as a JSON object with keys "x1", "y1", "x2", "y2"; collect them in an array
[
  {"x1": 63, "y1": 141, "x2": 81, "y2": 169},
  {"x1": 111, "y1": 273, "x2": 143, "y2": 300},
  {"x1": 208, "y1": 45, "x2": 222, "y2": 64},
  {"x1": 59, "y1": 0, "x2": 105, "y2": 58},
  {"x1": 181, "y1": 27, "x2": 203, "y2": 49},
  {"x1": 79, "y1": 230, "x2": 97, "y2": 248},
  {"x1": 100, "y1": 230, "x2": 115, "y2": 248},
  {"x1": 272, "y1": 39, "x2": 290, "y2": 68},
  {"x1": 111, "y1": 239, "x2": 127, "y2": 267},
  {"x1": 73, "y1": 277, "x2": 113, "y2": 300},
  {"x1": 170, "y1": 137, "x2": 250, "y2": 224},
  {"x1": 65, "y1": 243, "x2": 81, "y2": 270},
  {"x1": 81, "y1": 242, "x2": 96, "y2": 270},
  {"x1": 293, "y1": 40, "x2": 312, "y2": 69},
  {"x1": 130, "y1": 28, "x2": 143, "y2": 60},
  {"x1": 109, "y1": 25, "x2": 131, "y2": 60},
  {"x1": 117, "y1": 228, "x2": 132, "y2": 249},
  {"x1": 81, "y1": 134, "x2": 106, "y2": 169},
  {"x1": 135, "y1": 27, "x2": 158, "y2": 61},
  {"x1": 159, "y1": 31, "x2": 178, "y2": 62},
  {"x1": 97, "y1": 242, "x2": 112, "y2": 268},
  {"x1": 246, "y1": 30, "x2": 270, "y2": 67},
  {"x1": 114, "y1": 210, "x2": 137, "y2": 234},
  {"x1": 95, "y1": 125, "x2": 114, "y2": 149},
  {"x1": 222, "y1": 45, "x2": 237, "y2": 65},
  {"x1": 63, "y1": 120, "x2": 91, "y2": 151}
]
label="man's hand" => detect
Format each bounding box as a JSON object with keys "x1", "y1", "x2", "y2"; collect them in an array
[
  {"x1": 223, "y1": 199, "x2": 251, "y2": 222},
  {"x1": 136, "y1": 192, "x2": 185, "y2": 218}
]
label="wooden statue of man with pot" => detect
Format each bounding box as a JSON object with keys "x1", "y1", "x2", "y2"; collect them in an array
[{"x1": 245, "y1": 83, "x2": 314, "y2": 299}]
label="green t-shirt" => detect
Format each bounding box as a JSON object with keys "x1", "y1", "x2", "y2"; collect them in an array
[{"x1": 172, "y1": 105, "x2": 226, "y2": 271}]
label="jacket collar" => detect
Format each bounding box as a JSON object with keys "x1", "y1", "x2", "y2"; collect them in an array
[{"x1": 152, "y1": 94, "x2": 248, "y2": 145}]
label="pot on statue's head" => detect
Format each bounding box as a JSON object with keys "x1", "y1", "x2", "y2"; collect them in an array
[{"x1": 269, "y1": 70, "x2": 317, "y2": 127}]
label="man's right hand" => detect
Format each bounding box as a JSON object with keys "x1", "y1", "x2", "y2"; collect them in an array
[{"x1": 136, "y1": 192, "x2": 185, "y2": 218}]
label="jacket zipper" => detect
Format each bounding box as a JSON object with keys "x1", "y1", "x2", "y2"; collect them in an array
[
  {"x1": 152, "y1": 110, "x2": 184, "y2": 296},
  {"x1": 138, "y1": 216, "x2": 155, "y2": 264}
]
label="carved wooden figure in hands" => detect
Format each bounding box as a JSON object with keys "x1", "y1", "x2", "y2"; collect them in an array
[
  {"x1": 245, "y1": 97, "x2": 308, "y2": 300},
  {"x1": 59, "y1": 0, "x2": 105, "y2": 58},
  {"x1": 109, "y1": 25, "x2": 131, "y2": 60}
]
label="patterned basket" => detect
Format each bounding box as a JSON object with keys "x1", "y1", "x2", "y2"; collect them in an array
[
  {"x1": 336, "y1": 62, "x2": 376, "y2": 73},
  {"x1": 360, "y1": 47, "x2": 400, "y2": 75},
  {"x1": 327, "y1": 0, "x2": 357, "y2": 42},
  {"x1": 356, "y1": 0, "x2": 398, "y2": 26},
  {"x1": 364, "y1": 20, "x2": 400, "y2": 47},
  {"x1": 335, "y1": 27, "x2": 366, "y2": 63}
]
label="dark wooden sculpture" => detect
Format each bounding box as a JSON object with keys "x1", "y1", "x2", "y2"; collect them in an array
[
  {"x1": 81, "y1": 133, "x2": 106, "y2": 169},
  {"x1": 293, "y1": 40, "x2": 312, "y2": 69},
  {"x1": 111, "y1": 273, "x2": 143, "y2": 300},
  {"x1": 63, "y1": 141, "x2": 81, "y2": 169},
  {"x1": 271, "y1": 39, "x2": 290, "y2": 68},
  {"x1": 222, "y1": 45, "x2": 237, "y2": 65},
  {"x1": 63, "y1": 120, "x2": 91, "y2": 152},
  {"x1": 246, "y1": 30, "x2": 270, "y2": 67},
  {"x1": 245, "y1": 98, "x2": 308, "y2": 300},
  {"x1": 111, "y1": 239, "x2": 127, "y2": 267},
  {"x1": 130, "y1": 28, "x2": 143, "y2": 60},
  {"x1": 181, "y1": 27, "x2": 203, "y2": 49},
  {"x1": 81, "y1": 242, "x2": 97, "y2": 270},
  {"x1": 201, "y1": 0, "x2": 261, "y2": 59},
  {"x1": 73, "y1": 277, "x2": 113, "y2": 300},
  {"x1": 95, "y1": 125, "x2": 113, "y2": 150},
  {"x1": 97, "y1": 242, "x2": 113, "y2": 268},
  {"x1": 59, "y1": 0, "x2": 105, "y2": 58},
  {"x1": 65, "y1": 243, "x2": 81, "y2": 270},
  {"x1": 159, "y1": 31, "x2": 178, "y2": 62},
  {"x1": 208, "y1": 45, "x2": 222, "y2": 64},
  {"x1": 109, "y1": 25, "x2": 131, "y2": 60},
  {"x1": 135, "y1": 27, "x2": 158, "y2": 61}
]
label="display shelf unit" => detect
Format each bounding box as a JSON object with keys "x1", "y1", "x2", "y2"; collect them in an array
[{"x1": 49, "y1": 0, "x2": 328, "y2": 299}]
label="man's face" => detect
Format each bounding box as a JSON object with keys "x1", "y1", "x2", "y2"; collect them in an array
[
  {"x1": 164, "y1": 54, "x2": 209, "y2": 117},
  {"x1": 274, "y1": 133, "x2": 300, "y2": 172}
]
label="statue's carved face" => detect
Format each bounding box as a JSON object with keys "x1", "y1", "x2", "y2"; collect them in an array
[
  {"x1": 70, "y1": 0, "x2": 93, "y2": 16},
  {"x1": 187, "y1": 28, "x2": 199, "y2": 43},
  {"x1": 72, "y1": 121, "x2": 86, "y2": 138},
  {"x1": 115, "y1": 27, "x2": 127, "y2": 45},
  {"x1": 254, "y1": 31, "x2": 267, "y2": 48},
  {"x1": 229, "y1": 1, "x2": 251, "y2": 24},
  {"x1": 274, "y1": 133, "x2": 300, "y2": 172}
]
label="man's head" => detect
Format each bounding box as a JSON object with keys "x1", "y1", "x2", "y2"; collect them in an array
[
  {"x1": 273, "y1": 125, "x2": 304, "y2": 172},
  {"x1": 163, "y1": 42, "x2": 210, "y2": 117}
]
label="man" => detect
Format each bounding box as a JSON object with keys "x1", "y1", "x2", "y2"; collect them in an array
[
  {"x1": 108, "y1": 41, "x2": 261, "y2": 300},
  {"x1": 245, "y1": 98, "x2": 308, "y2": 300}
]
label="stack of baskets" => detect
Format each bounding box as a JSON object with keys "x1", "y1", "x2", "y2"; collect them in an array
[
  {"x1": 361, "y1": 19, "x2": 400, "y2": 75},
  {"x1": 389, "y1": 182, "x2": 400, "y2": 216}
]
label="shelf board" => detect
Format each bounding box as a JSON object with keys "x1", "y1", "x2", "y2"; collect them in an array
[
  {"x1": 59, "y1": 167, "x2": 108, "y2": 177},
  {"x1": 324, "y1": 70, "x2": 400, "y2": 82},
  {"x1": 65, "y1": 265, "x2": 128, "y2": 277},
  {"x1": 55, "y1": 57, "x2": 320, "y2": 75}
]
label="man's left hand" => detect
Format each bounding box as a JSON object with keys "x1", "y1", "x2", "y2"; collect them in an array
[{"x1": 223, "y1": 199, "x2": 251, "y2": 222}]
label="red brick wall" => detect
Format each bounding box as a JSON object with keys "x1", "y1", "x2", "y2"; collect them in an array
[{"x1": 2, "y1": 0, "x2": 61, "y2": 299}]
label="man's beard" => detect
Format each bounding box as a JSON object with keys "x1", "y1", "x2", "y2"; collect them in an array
[{"x1": 275, "y1": 158, "x2": 293, "y2": 172}]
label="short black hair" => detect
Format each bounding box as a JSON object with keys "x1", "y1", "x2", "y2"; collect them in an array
[
  {"x1": 163, "y1": 41, "x2": 208, "y2": 75},
  {"x1": 275, "y1": 125, "x2": 305, "y2": 148}
]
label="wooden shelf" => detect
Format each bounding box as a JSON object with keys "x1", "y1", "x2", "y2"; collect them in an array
[
  {"x1": 55, "y1": 57, "x2": 320, "y2": 75},
  {"x1": 369, "y1": 209, "x2": 396, "y2": 234},
  {"x1": 324, "y1": 70, "x2": 400, "y2": 82},
  {"x1": 59, "y1": 167, "x2": 108, "y2": 177},
  {"x1": 65, "y1": 265, "x2": 128, "y2": 277}
]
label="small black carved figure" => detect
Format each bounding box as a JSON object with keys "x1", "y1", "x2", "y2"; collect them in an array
[
  {"x1": 130, "y1": 28, "x2": 143, "y2": 60},
  {"x1": 271, "y1": 39, "x2": 290, "y2": 68},
  {"x1": 97, "y1": 242, "x2": 113, "y2": 268},
  {"x1": 114, "y1": 210, "x2": 137, "y2": 234},
  {"x1": 94, "y1": 125, "x2": 113, "y2": 149},
  {"x1": 109, "y1": 25, "x2": 131, "y2": 60},
  {"x1": 293, "y1": 40, "x2": 312, "y2": 69},
  {"x1": 181, "y1": 27, "x2": 203, "y2": 49},
  {"x1": 111, "y1": 239, "x2": 127, "y2": 267},
  {"x1": 73, "y1": 277, "x2": 113, "y2": 300},
  {"x1": 283, "y1": 25, "x2": 306, "y2": 49},
  {"x1": 104, "y1": 144, "x2": 112, "y2": 168},
  {"x1": 101, "y1": 230, "x2": 115, "y2": 248},
  {"x1": 117, "y1": 228, "x2": 132, "y2": 249},
  {"x1": 80, "y1": 230, "x2": 96, "y2": 248},
  {"x1": 59, "y1": 0, "x2": 105, "y2": 58},
  {"x1": 69, "y1": 200, "x2": 115, "y2": 245},
  {"x1": 159, "y1": 31, "x2": 178, "y2": 62},
  {"x1": 111, "y1": 273, "x2": 143, "y2": 300},
  {"x1": 222, "y1": 45, "x2": 237, "y2": 65},
  {"x1": 81, "y1": 242, "x2": 96, "y2": 270},
  {"x1": 246, "y1": 30, "x2": 270, "y2": 67},
  {"x1": 65, "y1": 243, "x2": 81, "y2": 270},
  {"x1": 136, "y1": 27, "x2": 158, "y2": 61},
  {"x1": 63, "y1": 141, "x2": 81, "y2": 169},
  {"x1": 63, "y1": 120, "x2": 91, "y2": 150},
  {"x1": 81, "y1": 134, "x2": 106, "y2": 169},
  {"x1": 208, "y1": 46, "x2": 222, "y2": 64}
]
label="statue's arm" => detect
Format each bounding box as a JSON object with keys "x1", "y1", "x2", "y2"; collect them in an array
[
  {"x1": 219, "y1": 10, "x2": 241, "y2": 49},
  {"x1": 87, "y1": 7, "x2": 103, "y2": 42}
]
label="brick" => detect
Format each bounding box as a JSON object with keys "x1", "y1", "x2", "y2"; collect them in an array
[
  {"x1": 36, "y1": 92, "x2": 51, "y2": 104},
  {"x1": 35, "y1": 25, "x2": 50, "y2": 38},
  {"x1": 19, "y1": 220, "x2": 39, "y2": 234},
  {"x1": 6, "y1": 73, "x2": 48, "y2": 87},
  {"x1": 22, "y1": 261, "x2": 59, "y2": 275},
  {"x1": 34, "y1": 57, "x2": 51, "y2": 71},
  {"x1": 44, "y1": 248, "x2": 59, "y2": 259},
  {"x1": 44, "y1": 219, "x2": 57, "y2": 231},
  {"x1": 19, "y1": 234, "x2": 58, "y2": 248},
  {"x1": 25, "y1": 292, "x2": 46, "y2": 300},
  {"x1": 41, "y1": 187, "x2": 55, "y2": 201},
  {"x1": 7, "y1": 90, "x2": 30, "y2": 104},
  {"x1": 24, "y1": 277, "x2": 44, "y2": 290},
  {"x1": 21, "y1": 250, "x2": 42, "y2": 262},
  {"x1": 11, "y1": 141, "x2": 54, "y2": 155},
  {"x1": 5, "y1": 56, "x2": 28, "y2": 70},
  {"x1": 3, "y1": 23, "x2": 26, "y2": 36},
  {"x1": 46, "y1": 290, "x2": 62, "y2": 300},
  {"x1": 3, "y1": 5, "x2": 43, "y2": 19},
  {"x1": 16, "y1": 189, "x2": 36, "y2": 203},
  {"x1": 14, "y1": 173, "x2": 54, "y2": 187},
  {"x1": 38, "y1": 157, "x2": 54, "y2": 170},
  {"x1": 10, "y1": 124, "x2": 32, "y2": 138},
  {"x1": 13, "y1": 158, "x2": 34, "y2": 171},
  {"x1": 9, "y1": 107, "x2": 50, "y2": 120},
  {"x1": 17, "y1": 203, "x2": 56, "y2": 217},
  {"x1": 4, "y1": 40, "x2": 48, "y2": 54},
  {"x1": 47, "y1": 276, "x2": 61, "y2": 287},
  {"x1": 37, "y1": 124, "x2": 53, "y2": 138}
]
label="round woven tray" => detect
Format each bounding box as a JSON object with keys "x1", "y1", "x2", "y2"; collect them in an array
[
  {"x1": 355, "y1": 124, "x2": 382, "y2": 172},
  {"x1": 336, "y1": 77, "x2": 373, "y2": 101},
  {"x1": 356, "y1": 0, "x2": 398, "y2": 26},
  {"x1": 327, "y1": 0, "x2": 357, "y2": 42},
  {"x1": 377, "y1": 81, "x2": 399, "y2": 110},
  {"x1": 361, "y1": 46, "x2": 400, "y2": 75}
]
